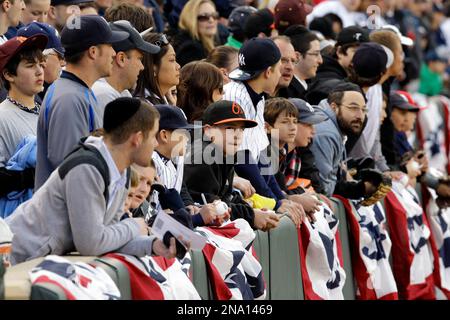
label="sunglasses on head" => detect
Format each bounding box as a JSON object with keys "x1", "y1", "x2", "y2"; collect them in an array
[
  {"x1": 153, "y1": 34, "x2": 169, "y2": 47},
  {"x1": 197, "y1": 12, "x2": 219, "y2": 22}
]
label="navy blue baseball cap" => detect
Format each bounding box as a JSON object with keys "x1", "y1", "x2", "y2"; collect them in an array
[
  {"x1": 228, "y1": 37, "x2": 281, "y2": 81},
  {"x1": 288, "y1": 98, "x2": 328, "y2": 125},
  {"x1": 154, "y1": 105, "x2": 198, "y2": 130},
  {"x1": 228, "y1": 6, "x2": 257, "y2": 34},
  {"x1": 61, "y1": 15, "x2": 129, "y2": 55},
  {"x1": 17, "y1": 22, "x2": 65, "y2": 56}
]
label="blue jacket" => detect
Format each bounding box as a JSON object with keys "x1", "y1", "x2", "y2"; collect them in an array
[
  {"x1": 0, "y1": 135, "x2": 36, "y2": 218},
  {"x1": 309, "y1": 100, "x2": 346, "y2": 197}
]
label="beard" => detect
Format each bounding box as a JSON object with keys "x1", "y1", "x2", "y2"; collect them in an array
[{"x1": 337, "y1": 114, "x2": 363, "y2": 136}]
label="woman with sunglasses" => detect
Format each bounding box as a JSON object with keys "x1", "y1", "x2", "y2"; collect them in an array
[
  {"x1": 177, "y1": 61, "x2": 223, "y2": 123},
  {"x1": 134, "y1": 32, "x2": 181, "y2": 105},
  {"x1": 172, "y1": 0, "x2": 219, "y2": 67}
]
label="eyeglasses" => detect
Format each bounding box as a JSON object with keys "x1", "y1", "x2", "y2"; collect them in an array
[
  {"x1": 280, "y1": 57, "x2": 299, "y2": 66},
  {"x1": 341, "y1": 104, "x2": 369, "y2": 114},
  {"x1": 197, "y1": 12, "x2": 219, "y2": 22},
  {"x1": 304, "y1": 51, "x2": 322, "y2": 58},
  {"x1": 153, "y1": 34, "x2": 169, "y2": 47}
]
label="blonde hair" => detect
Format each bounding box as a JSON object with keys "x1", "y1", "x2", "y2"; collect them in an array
[
  {"x1": 178, "y1": 0, "x2": 216, "y2": 53},
  {"x1": 130, "y1": 167, "x2": 139, "y2": 188}
]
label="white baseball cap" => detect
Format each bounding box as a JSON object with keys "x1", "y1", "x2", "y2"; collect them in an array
[{"x1": 380, "y1": 25, "x2": 414, "y2": 47}]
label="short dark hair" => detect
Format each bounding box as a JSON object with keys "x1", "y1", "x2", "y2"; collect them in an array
[
  {"x1": 264, "y1": 97, "x2": 298, "y2": 126},
  {"x1": 64, "y1": 50, "x2": 86, "y2": 64},
  {"x1": 104, "y1": 3, "x2": 154, "y2": 33},
  {"x1": 347, "y1": 65, "x2": 384, "y2": 88},
  {"x1": 284, "y1": 27, "x2": 319, "y2": 56},
  {"x1": 1, "y1": 47, "x2": 45, "y2": 91},
  {"x1": 106, "y1": 100, "x2": 160, "y2": 144},
  {"x1": 327, "y1": 82, "x2": 365, "y2": 105}
]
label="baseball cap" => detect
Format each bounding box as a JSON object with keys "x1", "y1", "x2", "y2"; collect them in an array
[
  {"x1": 289, "y1": 98, "x2": 328, "y2": 125},
  {"x1": 51, "y1": 0, "x2": 93, "y2": 5},
  {"x1": 274, "y1": 0, "x2": 312, "y2": 32},
  {"x1": 228, "y1": 6, "x2": 257, "y2": 35},
  {"x1": 17, "y1": 22, "x2": 65, "y2": 56},
  {"x1": 154, "y1": 105, "x2": 197, "y2": 130},
  {"x1": 0, "y1": 35, "x2": 48, "y2": 73},
  {"x1": 244, "y1": 8, "x2": 274, "y2": 39},
  {"x1": 352, "y1": 43, "x2": 393, "y2": 78},
  {"x1": 61, "y1": 15, "x2": 129, "y2": 55},
  {"x1": 424, "y1": 49, "x2": 448, "y2": 63},
  {"x1": 380, "y1": 25, "x2": 414, "y2": 47},
  {"x1": 202, "y1": 100, "x2": 258, "y2": 128},
  {"x1": 228, "y1": 37, "x2": 281, "y2": 81},
  {"x1": 390, "y1": 91, "x2": 420, "y2": 112},
  {"x1": 336, "y1": 26, "x2": 369, "y2": 46},
  {"x1": 109, "y1": 20, "x2": 160, "y2": 54}
]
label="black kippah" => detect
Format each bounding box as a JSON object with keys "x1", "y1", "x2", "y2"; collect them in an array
[{"x1": 103, "y1": 97, "x2": 141, "y2": 132}]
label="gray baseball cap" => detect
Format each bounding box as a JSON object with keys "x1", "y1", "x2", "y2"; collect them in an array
[
  {"x1": 289, "y1": 98, "x2": 328, "y2": 125},
  {"x1": 109, "y1": 20, "x2": 160, "y2": 54}
]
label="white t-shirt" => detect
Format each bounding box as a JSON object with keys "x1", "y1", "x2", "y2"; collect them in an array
[{"x1": 92, "y1": 78, "x2": 132, "y2": 118}]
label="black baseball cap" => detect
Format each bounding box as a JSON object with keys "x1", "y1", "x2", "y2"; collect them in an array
[
  {"x1": 109, "y1": 20, "x2": 160, "y2": 54},
  {"x1": 154, "y1": 105, "x2": 197, "y2": 130},
  {"x1": 228, "y1": 37, "x2": 281, "y2": 81},
  {"x1": 228, "y1": 6, "x2": 257, "y2": 35},
  {"x1": 289, "y1": 98, "x2": 328, "y2": 125},
  {"x1": 336, "y1": 26, "x2": 369, "y2": 46},
  {"x1": 352, "y1": 43, "x2": 393, "y2": 78},
  {"x1": 390, "y1": 91, "x2": 420, "y2": 112},
  {"x1": 243, "y1": 8, "x2": 274, "y2": 39},
  {"x1": 61, "y1": 15, "x2": 129, "y2": 55},
  {"x1": 202, "y1": 100, "x2": 258, "y2": 128}
]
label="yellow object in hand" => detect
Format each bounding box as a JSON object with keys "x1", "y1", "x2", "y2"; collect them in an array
[{"x1": 245, "y1": 193, "x2": 276, "y2": 210}]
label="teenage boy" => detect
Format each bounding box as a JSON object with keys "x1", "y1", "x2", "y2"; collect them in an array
[
  {"x1": 223, "y1": 38, "x2": 303, "y2": 221},
  {"x1": 0, "y1": 35, "x2": 47, "y2": 198},
  {"x1": 7, "y1": 97, "x2": 178, "y2": 265},
  {"x1": 152, "y1": 104, "x2": 223, "y2": 226},
  {"x1": 184, "y1": 100, "x2": 280, "y2": 232},
  {"x1": 17, "y1": 22, "x2": 66, "y2": 100},
  {"x1": 92, "y1": 20, "x2": 160, "y2": 112},
  {"x1": 35, "y1": 15, "x2": 129, "y2": 189}
]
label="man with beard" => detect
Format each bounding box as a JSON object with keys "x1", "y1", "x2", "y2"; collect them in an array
[
  {"x1": 310, "y1": 82, "x2": 380, "y2": 199},
  {"x1": 35, "y1": 15, "x2": 128, "y2": 189}
]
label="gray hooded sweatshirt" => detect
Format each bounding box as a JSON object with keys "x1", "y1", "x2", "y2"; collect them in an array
[
  {"x1": 7, "y1": 136, "x2": 155, "y2": 265},
  {"x1": 309, "y1": 99, "x2": 346, "y2": 197}
]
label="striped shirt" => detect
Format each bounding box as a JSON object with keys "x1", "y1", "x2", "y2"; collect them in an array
[
  {"x1": 151, "y1": 151, "x2": 183, "y2": 192},
  {"x1": 223, "y1": 81, "x2": 269, "y2": 160}
]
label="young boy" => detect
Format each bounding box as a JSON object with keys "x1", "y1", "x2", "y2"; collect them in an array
[
  {"x1": 6, "y1": 97, "x2": 177, "y2": 265},
  {"x1": 152, "y1": 104, "x2": 225, "y2": 226},
  {"x1": 184, "y1": 100, "x2": 280, "y2": 231},
  {"x1": 0, "y1": 35, "x2": 47, "y2": 202}
]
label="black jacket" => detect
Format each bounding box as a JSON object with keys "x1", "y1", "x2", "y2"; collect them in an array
[
  {"x1": 183, "y1": 140, "x2": 255, "y2": 228},
  {"x1": 314, "y1": 54, "x2": 347, "y2": 82},
  {"x1": 171, "y1": 30, "x2": 207, "y2": 67},
  {"x1": 278, "y1": 76, "x2": 307, "y2": 100}
]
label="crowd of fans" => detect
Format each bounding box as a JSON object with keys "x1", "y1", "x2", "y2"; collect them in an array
[{"x1": 1, "y1": 0, "x2": 450, "y2": 300}]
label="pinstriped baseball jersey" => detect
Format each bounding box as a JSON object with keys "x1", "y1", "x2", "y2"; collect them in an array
[
  {"x1": 151, "y1": 151, "x2": 183, "y2": 192},
  {"x1": 223, "y1": 81, "x2": 269, "y2": 160}
]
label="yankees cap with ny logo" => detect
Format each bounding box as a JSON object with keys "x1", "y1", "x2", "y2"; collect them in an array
[{"x1": 228, "y1": 37, "x2": 281, "y2": 81}]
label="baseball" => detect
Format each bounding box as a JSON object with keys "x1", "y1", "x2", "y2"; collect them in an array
[{"x1": 215, "y1": 201, "x2": 229, "y2": 216}]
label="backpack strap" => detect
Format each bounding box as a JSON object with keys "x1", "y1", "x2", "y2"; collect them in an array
[{"x1": 58, "y1": 142, "x2": 110, "y2": 205}]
